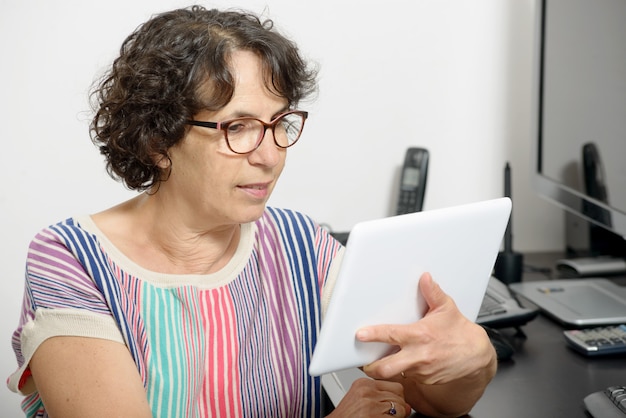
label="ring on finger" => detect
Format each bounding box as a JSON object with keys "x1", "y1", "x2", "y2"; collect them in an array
[{"x1": 387, "y1": 401, "x2": 397, "y2": 416}]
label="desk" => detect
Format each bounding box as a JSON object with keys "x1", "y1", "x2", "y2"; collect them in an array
[{"x1": 469, "y1": 252, "x2": 626, "y2": 417}]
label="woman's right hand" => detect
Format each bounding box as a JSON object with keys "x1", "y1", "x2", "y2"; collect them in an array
[{"x1": 327, "y1": 377, "x2": 412, "y2": 417}]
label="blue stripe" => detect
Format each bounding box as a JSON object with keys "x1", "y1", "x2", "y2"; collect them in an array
[
  {"x1": 266, "y1": 208, "x2": 322, "y2": 417},
  {"x1": 49, "y1": 219, "x2": 145, "y2": 380}
]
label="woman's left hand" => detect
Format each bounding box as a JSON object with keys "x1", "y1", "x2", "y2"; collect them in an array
[{"x1": 355, "y1": 272, "x2": 497, "y2": 417}]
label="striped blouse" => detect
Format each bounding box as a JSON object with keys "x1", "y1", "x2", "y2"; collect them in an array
[{"x1": 8, "y1": 207, "x2": 342, "y2": 417}]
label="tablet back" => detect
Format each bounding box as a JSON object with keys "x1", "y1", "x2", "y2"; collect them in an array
[{"x1": 309, "y1": 198, "x2": 511, "y2": 376}]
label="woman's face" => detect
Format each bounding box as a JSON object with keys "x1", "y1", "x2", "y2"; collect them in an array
[{"x1": 161, "y1": 50, "x2": 289, "y2": 228}]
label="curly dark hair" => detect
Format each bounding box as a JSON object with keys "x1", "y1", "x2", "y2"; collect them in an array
[{"x1": 90, "y1": 5, "x2": 318, "y2": 191}]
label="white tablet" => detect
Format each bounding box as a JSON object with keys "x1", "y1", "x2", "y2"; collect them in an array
[{"x1": 309, "y1": 198, "x2": 512, "y2": 376}]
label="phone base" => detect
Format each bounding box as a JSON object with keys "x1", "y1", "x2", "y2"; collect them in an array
[{"x1": 494, "y1": 251, "x2": 524, "y2": 284}]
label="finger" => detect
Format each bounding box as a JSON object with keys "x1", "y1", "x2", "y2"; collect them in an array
[
  {"x1": 350, "y1": 376, "x2": 404, "y2": 393},
  {"x1": 349, "y1": 378, "x2": 408, "y2": 403},
  {"x1": 381, "y1": 399, "x2": 411, "y2": 417},
  {"x1": 355, "y1": 323, "x2": 407, "y2": 344},
  {"x1": 356, "y1": 273, "x2": 440, "y2": 344},
  {"x1": 362, "y1": 347, "x2": 414, "y2": 379},
  {"x1": 418, "y1": 272, "x2": 449, "y2": 311}
]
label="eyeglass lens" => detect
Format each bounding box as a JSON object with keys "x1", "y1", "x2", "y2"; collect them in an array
[{"x1": 225, "y1": 112, "x2": 305, "y2": 154}]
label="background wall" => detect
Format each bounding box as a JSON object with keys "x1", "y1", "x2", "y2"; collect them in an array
[{"x1": 0, "y1": 0, "x2": 563, "y2": 413}]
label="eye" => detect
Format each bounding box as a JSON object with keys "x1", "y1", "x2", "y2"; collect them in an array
[{"x1": 226, "y1": 121, "x2": 247, "y2": 135}]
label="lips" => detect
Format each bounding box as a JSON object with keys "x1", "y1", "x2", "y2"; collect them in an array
[
  {"x1": 238, "y1": 181, "x2": 272, "y2": 199},
  {"x1": 242, "y1": 184, "x2": 267, "y2": 190}
]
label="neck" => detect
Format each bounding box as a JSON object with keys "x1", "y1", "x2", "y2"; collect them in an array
[{"x1": 92, "y1": 193, "x2": 243, "y2": 275}]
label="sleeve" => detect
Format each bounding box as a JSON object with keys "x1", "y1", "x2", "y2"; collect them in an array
[
  {"x1": 7, "y1": 224, "x2": 124, "y2": 394},
  {"x1": 312, "y1": 224, "x2": 345, "y2": 318},
  {"x1": 320, "y1": 247, "x2": 344, "y2": 319}
]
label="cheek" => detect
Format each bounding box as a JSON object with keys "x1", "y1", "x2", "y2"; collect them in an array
[
  {"x1": 276, "y1": 156, "x2": 286, "y2": 177},
  {"x1": 184, "y1": 156, "x2": 224, "y2": 190},
  {"x1": 167, "y1": 147, "x2": 210, "y2": 190}
]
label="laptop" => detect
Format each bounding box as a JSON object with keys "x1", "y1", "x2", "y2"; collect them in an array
[
  {"x1": 310, "y1": 197, "x2": 512, "y2": 376},
  {"x1": 477, "y1": 276, "x2": 538, "y2": 328},
  {"x1": 509, "y1": 279, "x2": 626, "y2": 328}
]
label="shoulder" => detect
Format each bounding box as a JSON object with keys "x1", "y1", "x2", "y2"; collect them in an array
[
  {"x1": 255, "y1": 207, "x2": 319, "y2": 240},
  {"x1": 258, "y1": 207, "x2": 316, "y2": 229},
  {"x1": 27, "y1": 216, "x2": 105, "y2": 276},
  {"x1": 29, "y1": 217, "x2": 90, "y2": 251},
  {"x1": 255, "y1": 207, "x2": 341, "y2": 257}
]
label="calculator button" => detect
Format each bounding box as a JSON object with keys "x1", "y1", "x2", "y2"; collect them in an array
[{"x1": 564, "y1": 326, "x2": 626, "y2": 356}]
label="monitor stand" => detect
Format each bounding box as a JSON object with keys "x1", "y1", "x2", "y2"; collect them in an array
[
  {"x1": 563, "y1": 217, "x2": 626, "y2": 277},
  {"x1": 555, "y1": 256, "x2": 626, "y2": 278}
]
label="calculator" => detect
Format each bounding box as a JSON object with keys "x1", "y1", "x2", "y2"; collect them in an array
[{"x1": 564, "y1": 325, "x2": 626, "y2": 356}]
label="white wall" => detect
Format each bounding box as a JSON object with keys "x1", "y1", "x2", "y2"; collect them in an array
[{"x1": 0, "y1": 0, "x2": 562, "y2": 414}]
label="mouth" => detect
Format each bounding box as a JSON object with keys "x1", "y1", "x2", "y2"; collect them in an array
[{"x1": 237, "y1": 181, "x2": 273, "y2": 199}]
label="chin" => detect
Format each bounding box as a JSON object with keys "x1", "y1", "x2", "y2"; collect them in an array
[{"x1": 235, "y1": 204, "x2": 267, "y2": 224}]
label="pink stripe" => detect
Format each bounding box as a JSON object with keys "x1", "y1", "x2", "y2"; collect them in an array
[
  {"x1": 315, "y1": 231, "x2": 339, "y2": 291},
  {"x1": 201, "y1": 287, "x2": 242, "y2": 416}
]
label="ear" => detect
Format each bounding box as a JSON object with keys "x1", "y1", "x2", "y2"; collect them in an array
[{"x1": 154, "y1": 153, "x2": 171, "y2": 170}]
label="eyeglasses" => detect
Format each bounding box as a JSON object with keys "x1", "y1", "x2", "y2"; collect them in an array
[{"x1": 186, "y1": 110, "x2": 308, "y2": 154}]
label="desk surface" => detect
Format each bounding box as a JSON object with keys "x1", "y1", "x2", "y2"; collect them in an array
[{"x1": 469, "y1": 252, "x2": 626, "y2": 417}]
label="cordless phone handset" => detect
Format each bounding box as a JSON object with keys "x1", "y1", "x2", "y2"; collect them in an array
[{"x1": 396, "y1": 147, "x2": 429, "y2": 215}]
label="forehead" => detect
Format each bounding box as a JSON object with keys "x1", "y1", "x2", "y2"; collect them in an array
[
  {"x1": 230, "y1": 51, "x2": 284, "y2": 97},
  {"x1": 220, "y1": 50, "x2": 288, "y2": 115}
]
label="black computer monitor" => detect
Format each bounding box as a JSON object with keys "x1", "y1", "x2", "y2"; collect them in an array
[{"x1": 531, "y1": 0, "x2": 626, "y2": 258}]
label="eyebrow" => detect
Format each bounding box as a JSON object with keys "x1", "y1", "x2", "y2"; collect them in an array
[{"x1": 223, "y1": 107, "x2": 291, "y2": 121}]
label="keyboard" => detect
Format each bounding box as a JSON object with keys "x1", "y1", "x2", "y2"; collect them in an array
[
  {"x1": 585, "y1": 386, "x2": 626, "y2": 417},
  {"x1": 480, "y1": 290, "x2": 508, "y2": 316},
  {"x1": 476, "y1": 276, "x2": 538, "y2": 328}
]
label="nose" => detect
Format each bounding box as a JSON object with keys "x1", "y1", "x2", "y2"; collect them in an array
[{"x1": 247, "y1": 128, "x2": 283, "y2": 167}]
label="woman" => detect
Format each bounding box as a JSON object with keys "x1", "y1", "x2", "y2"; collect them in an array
[{"x1": 8, "y1": 6, "x2": 496, "y2": 417}]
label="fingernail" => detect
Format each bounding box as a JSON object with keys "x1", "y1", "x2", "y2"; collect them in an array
[{"x1": 356, "y1": 328, "x2": 369, "y2": 340}]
